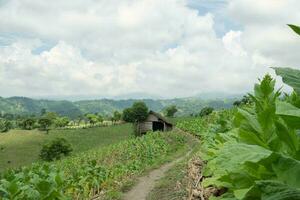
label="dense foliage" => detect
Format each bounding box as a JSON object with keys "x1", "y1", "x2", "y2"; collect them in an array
[
  {"x1": 122, "y1": 101, "x2": 149, "y2": 123},
  {"x1": 0, "y1": 119, "x2": 12, "y2": 133},
  {"x1": 199, "y1": 106, "x2": 214, "y2": 117},
  {"x1": 178, "y1": 70, "x2": 300, "y2": 199},
  {"x1": 40, "y1": 138, "x2": 73, "y2": 161},
  {"x1": 0, "y1": 131, "x2": 188, "y2": 199},
  {"x1": 164, "y1": 105, "x2": 178, "y2": 117}
]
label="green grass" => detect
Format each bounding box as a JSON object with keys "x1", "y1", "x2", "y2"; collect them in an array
[
  {"x1": 167, "y1": 116, "x2": 195, "y2": 125},
  {"x1": 146, "y1": 140, "x2": 200, "y2": 200},
  {"x1": 0, "y1": 123, "x2": 133, "y2": 172}
]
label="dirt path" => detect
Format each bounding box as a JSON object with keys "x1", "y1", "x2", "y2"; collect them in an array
[{"x1": 123, "y1": 149, "x2": 193, "y2": 200}]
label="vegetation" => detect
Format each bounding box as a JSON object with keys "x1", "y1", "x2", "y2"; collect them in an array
[
  {"x1": 122, "y1": 101, "x2": 149, "y2": 123},
  {"x1": 85, "y1": 113, "x2": 103, "y2": 125},
  {"x1": 0, "y1": 21, "x2": 299, "y2": 200},
  {"x1": 111, "y1": 111, "x2": 122, "y2": 123},
  {"x1": 0, "y1": 96, "x2": 235, "y2": 119},
  {"x1": 177, "y1": 67, "x2": 300, "y2": 199},
  {"x1": 39, "y1": 138, "x2": 73, "y2": 161},
  {"x1": 0, "y1": 131, "x2": 191, "y2": 199},
  {"x1": 0, "y1": 124, "x2": 133, "y2": 171},
  {"x1": 233, "y1": 95, "x2": 252, "y2": 106},
  {"x1": 0, "y1": 119, "x2": 12, "y2": 133},
  {"x1": 199, "y1": 106, "x2": 214, "y2": 117},
  {"x1": 164, "y1": 105, "x2": 178, "y2": 117},
  {"x1": 38, "y1": 117, "x2": 52, "y2": 133},
  {"x1": 176, "y1": 25, "x2": 300, "y2": 198}
]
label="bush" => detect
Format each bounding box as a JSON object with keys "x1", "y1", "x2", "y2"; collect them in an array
[
  {"x1": 199, "y1": 107, "x2": 214, "y2": 117},
  {"x1": 0, "y1": 119, "x2": 12, "y2": 133},
  {"x1": 40, "y1": 138, "x2": 73, "y2": 161},
  {"x1": 122, "y1": 101, "x2": 149, "y2": 123},
  {"x1": 164, "y1": 105, "x2": 178, "y2": 117}
]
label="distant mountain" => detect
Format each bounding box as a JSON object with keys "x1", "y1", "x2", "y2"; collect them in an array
[
  {"x1": 194, "y1": 92, "x2": 243, "y2": 100},
  {"x1": 0, "y1": 96, "x2": 82, "y2": 118},
  {"x1": 0, "y1": 96, "x2": 238, "y2": 118}
]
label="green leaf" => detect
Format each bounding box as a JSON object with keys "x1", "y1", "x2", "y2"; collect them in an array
[
  {"x1": 288, "y1": 24, "x2": 300, "y2": 36},
  {"x1": 272, "y1": 154, "x2": 300, "y2": 188},
  {"x1": 273, "y1": 67, "x2": 300, "y2": 95},
  {"x1": 213, "y1": 143, "x2": 272, "y2": 172},
  {"x1": 244, "y1": 180, "x2": 300, "y2": 200},
  {"x1": 234, "y1": 188, "x2": 251, "y2": 199},
  {"x1": 276, "y1": 100, "x2": 300, "y2": 129},
  {"x1": 237, "y1": 109, "x2": 263, "y2": 134},
  {"x1": 274, "y1": 120, "x2": 299, "y2": 153},
  {"x1": 238, "y1": 129, "x2": 268, "y2": 148},
  {"x1": 276, "y1": 101, "x2": 300, "y2": 117}
]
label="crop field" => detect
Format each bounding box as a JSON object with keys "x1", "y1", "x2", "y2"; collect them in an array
[
  {"x1": 0, "y1": 124, "x2": 133, "y2": 171},
  {"x1": 0, "y1": 131, "x2": 193, "y2": 199}
]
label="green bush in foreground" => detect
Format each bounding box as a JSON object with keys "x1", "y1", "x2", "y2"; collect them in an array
[
  {"x1": 178, "y1": 71, "x2": 300, "y2": 200},
  {"x1": 0, "y1": 131, "x2": 187, "y2": 199},
  {"x1": 40, "y1": 138, "x2": 73, "y2": 161}
]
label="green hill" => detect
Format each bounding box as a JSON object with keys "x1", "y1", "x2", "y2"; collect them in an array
[{"x1": 0, "y1": 96, "x2": 237, "y2": 118}]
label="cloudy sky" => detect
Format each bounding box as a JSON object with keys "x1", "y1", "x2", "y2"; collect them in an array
[{"x1": 0, "y1": 0, "x2": 299, "y2": 99}]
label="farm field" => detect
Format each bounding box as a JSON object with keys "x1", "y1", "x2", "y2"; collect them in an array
[
  {"x1": 0, "y1": 130, "x2": 196, "y2": 199},
  {"x1": 0, "y1": 124, "x2": 133, "y2": 171}
]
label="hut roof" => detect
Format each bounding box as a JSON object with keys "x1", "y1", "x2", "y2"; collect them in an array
[{"x1": 148, "y1": 110, "x2": 173, "y2": 125}]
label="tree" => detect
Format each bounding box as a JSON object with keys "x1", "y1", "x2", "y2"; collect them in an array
[
  {"x1": 54, "y1": 117, "x2": 70, "y2": 128},
  {"x1": 164, "y1": 105, "x2": 178, "y2": 117},
  {"x1": 19, "y1": 118, "x2": 36, "y2": 130},
  {"x1": 85, "y1": 114, "x2": 99, "y2": 125},
  {"x1": 122, "y1": 108, "x2": 135, "y2": 123},
  {"x1": 44, "y1": 112, "x2": 58, "y2": 120},
  {"x1": 0, "y1": 119, "x2": 12, "y2": 133},
  {"x1": 40, "y1": 108, "x2": 46, "y2": 116},
  {"x1": 40, "y1": 138, "x2": 73, "y2": 161},
  {"x1": 199, "y1": 107, "x2": 214, "y2": 117},
  {"x1": 38, "y1": 117, "x2": 52, "y2": 134},
  {"x1": 111, "y1": 111, "x2": 122, "y2": 123},
  {"x1": 122, "y1": 102, "x2": 149, "y2": 123},
  {"x1": 233, "y1": 95, "x2": 252, "y2": 107}
]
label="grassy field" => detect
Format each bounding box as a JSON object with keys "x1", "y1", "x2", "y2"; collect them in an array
[{"x1": 0, "y1": 123, "x2": 133, "y2": 172}]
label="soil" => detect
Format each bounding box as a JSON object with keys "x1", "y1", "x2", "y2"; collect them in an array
[{"x1": 122, "y1": 150, "x2": 193, "y2": 200}]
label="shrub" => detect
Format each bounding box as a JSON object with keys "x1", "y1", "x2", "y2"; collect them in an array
[
  {"x1": 199, "y1": 107, "x2": 214, "y2": 117},
  {"x1": 0, "y1": 119, "x2": 12, "y2": 133},
  {"x1": 164, "y1": 105, "x2": 178, "y2": 117},
  {"x1": 40, "y1": 138, "x2": 73, "y2": 161},
  {"x1": 122, "y1": 101, "x2": 149, "y2": 123}
]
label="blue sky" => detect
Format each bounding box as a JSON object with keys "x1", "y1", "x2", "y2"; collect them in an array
[
  {"x1": 188, "y1": 0, "x2": 242, "y2": 36},
  {"x1": 0, "y1": 0, "x2": 299, "y2": 98}
]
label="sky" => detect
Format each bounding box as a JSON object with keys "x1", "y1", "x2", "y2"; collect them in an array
[{"x1": 0, "y1": 0, "x2": 299, "y2": 99}]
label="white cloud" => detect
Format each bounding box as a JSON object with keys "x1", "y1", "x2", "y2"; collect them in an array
[
  {"x1": 222, "y1": 31, "x2": 247, "y2": 57},
  {"x1": 0, "y1": 0, "x2": 299, "y2": 98}
]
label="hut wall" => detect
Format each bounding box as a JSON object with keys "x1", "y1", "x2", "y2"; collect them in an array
[
  {"x1": 146, "y1": 114, "x2": 159, "y2": 122},
  {"x1": 139, "y1": 121, "x2": 153, "y2": 133}
]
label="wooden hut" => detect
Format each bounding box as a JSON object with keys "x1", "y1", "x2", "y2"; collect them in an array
[{"x1": 137, "y1": 111, "x2": 173, "y2": 135}]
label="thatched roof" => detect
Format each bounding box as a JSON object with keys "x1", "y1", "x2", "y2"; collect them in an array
[{"x1": 148, "y1": 110, "x2": 173, "y2": 125}]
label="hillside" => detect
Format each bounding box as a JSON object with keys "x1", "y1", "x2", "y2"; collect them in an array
[{"x1": 0, "y1": 96, "x2": 237, "y2": 118}]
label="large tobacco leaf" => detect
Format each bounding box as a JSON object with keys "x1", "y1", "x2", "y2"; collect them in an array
[
  {"x1": 288, "y1": 24, "x2": 300, "y2": 36},
  {"x1": 276, "y1": 100, "x2": 300, "y2": 129},
  {"x1": 272, "y1": 154, "x2": 300, "y2": 188},
  {"x1": 244, "y1": 180, "x2": 300, "y2": 200},
  {"x1": 273, "y1": 67, "x2": 300, "y2": 95},
  {"x1": 211, "y1": 143, "x2": 272, "y2": 173}
]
